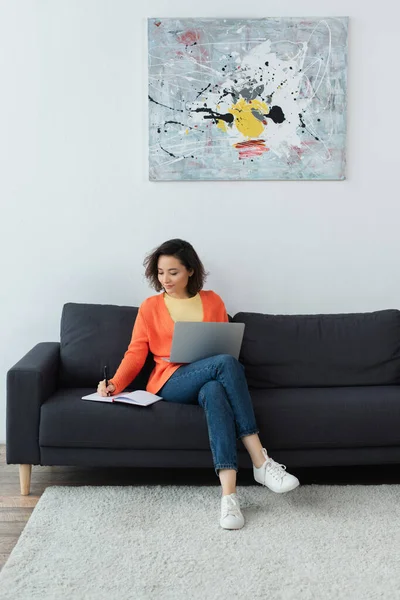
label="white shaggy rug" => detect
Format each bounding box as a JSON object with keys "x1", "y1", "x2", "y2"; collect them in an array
[{"x1": 0, "y1": 484, "x2": 399, "y2": 600}]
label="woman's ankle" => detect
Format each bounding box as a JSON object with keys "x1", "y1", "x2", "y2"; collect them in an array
[{"x1": 219, "y1": 468, "x2": 237, "y2": 496}]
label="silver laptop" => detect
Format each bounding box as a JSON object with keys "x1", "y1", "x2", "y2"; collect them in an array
[{"x1": 162, "y1": 321, "x2": 245, "y2": 363}]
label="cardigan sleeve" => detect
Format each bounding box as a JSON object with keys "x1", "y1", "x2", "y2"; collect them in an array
[
  {"x1": 220, "y1": 298, "x2": 229, "y2": 322},
  {"x1": 211, "y1": 291, "x2": 229, "y2": 322},
  {"x1": 109, "y1": 305, "x2": 150, "y2": 394}
]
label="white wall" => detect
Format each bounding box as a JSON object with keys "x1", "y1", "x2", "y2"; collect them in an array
[{"x1": 1, "y1": 0, "x2": 399, "y2": 444}]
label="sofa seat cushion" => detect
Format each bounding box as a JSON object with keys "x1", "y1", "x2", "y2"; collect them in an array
[
  {"x1": 40, "y1": 388, "x2": 240, "y2": 451},
  {"x1": 250, "y1": 386, "x2": 400, "y2": 450},
  {"x1": 40, "y1": 386, "x2": 400, "y2": 452}
]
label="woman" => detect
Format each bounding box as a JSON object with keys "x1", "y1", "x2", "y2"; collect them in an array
[{"x1": 97, "y1": 239, "x2": 299, "y2": 530}]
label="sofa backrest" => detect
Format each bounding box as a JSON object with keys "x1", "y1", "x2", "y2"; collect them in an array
[
  {"x1": 59, "y1": 303, "x2": 154, "y2": 388},
  {"x1": 233, "y1": 309, "x2": 400, "y2": 388}
]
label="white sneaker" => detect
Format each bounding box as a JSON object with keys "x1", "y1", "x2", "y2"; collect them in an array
[
  {"x1": 220, "y1": 493, "x2": 245, "y2": 530},
  {"x1": 254, "y1": 448, "x2": 300, "y2": 493}
]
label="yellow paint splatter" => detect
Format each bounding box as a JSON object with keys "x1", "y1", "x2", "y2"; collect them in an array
[
  {"x1": 229, "y1": 98, "x2": 269, "y2": 138},
  {"x1": 217, "y1": 120, "x2": 227, "y2": 132}
]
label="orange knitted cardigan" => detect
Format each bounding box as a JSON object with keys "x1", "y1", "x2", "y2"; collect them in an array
[{"x1": 109, "y1": 290, "x2": 229, "y2": 395}]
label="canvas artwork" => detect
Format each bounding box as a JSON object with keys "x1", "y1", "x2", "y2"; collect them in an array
[{"x1": 148, "y1": 17, "x2": 348, "y2": 181}]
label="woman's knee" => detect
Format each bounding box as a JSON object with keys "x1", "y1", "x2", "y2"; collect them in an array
[{"x1": 215, "y1": 353, "x2": 244, "y2": 372}]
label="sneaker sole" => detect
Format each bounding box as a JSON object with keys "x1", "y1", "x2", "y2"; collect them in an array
[
  {"x1": 273, "y1": 480, "x2": 300, "y2": 493},
  {"x1": 254, "y1": 474, "x2": 300, "y2": 493},
  {"x1": 220, "y1": 518, "x2": 245, "y2": 530}
]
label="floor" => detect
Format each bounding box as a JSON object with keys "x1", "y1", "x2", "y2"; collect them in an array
[{"x1": 1, "y1": 443, "x2": 399, "y2": 572}]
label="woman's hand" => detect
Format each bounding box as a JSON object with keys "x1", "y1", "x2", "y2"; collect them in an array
[{"x1": 97, "y1": 379, "x2": 116, "y2": 397}]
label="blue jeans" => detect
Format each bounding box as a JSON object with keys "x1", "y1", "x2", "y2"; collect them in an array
[{"x1": 158, "y1": 354, "x2": 259, "y2": 477}]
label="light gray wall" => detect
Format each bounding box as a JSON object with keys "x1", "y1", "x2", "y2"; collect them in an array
[{"x1": 1, "y1": 0, "x2": 399, "y2": 444}]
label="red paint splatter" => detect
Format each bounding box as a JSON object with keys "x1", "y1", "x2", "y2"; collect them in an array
[
  {"x1": 154, "y1": 21, "x2": 162, "y2": 27},
  {"x1": 291, "y1": 140, "x2": 320, "y2": 159},
  {"x1": 234, "y1": 140, "x2": 269, "y2": 159},
  {"x1": 177, "y1": 30, "x2": 200, "y2": 46},
  {"x1": 176, "y1": 29, "x2": 210, "y2": 64}
]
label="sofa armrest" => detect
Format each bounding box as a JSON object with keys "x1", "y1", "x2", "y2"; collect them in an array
[{"x1": 6, "y1": 342, "x2": 60, "y2": 465}]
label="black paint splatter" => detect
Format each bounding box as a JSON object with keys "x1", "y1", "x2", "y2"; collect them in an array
[
  {"x1": 160, "y1": 145, "x2": 195, "y2": 160},
  {"x1": 160, "y1": 145, "x2": 176, "y2": 158},
  {"x1": 162, "y1": 120, "x2": 205, "y2": 133},
  {"x1": 298, "y1": 113, "x2": 320, "y2": 141},
  {"x1": 194, "y1": 107, "x2": 234, "y2": 125},
  {"x1": 149, "y1": 95, "x2": 184, "y2": 113},
  {"x1": 195, "y1": 83, "x2": 211, "y2": 99},
  {"x1": 218, "y1": 88, "x2": 237, "y2": 103},
  {"x1": 265, "y1": 106, "x2": 285, "y2": 124}
]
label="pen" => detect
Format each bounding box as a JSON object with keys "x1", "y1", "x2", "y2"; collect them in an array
[{"x1": 103, "y1": 365, "x2": 109, "y2": 396}]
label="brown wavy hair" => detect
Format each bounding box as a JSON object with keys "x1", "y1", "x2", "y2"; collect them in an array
[{"x1": 143, "y1": 239, "x2": 208, "y2": 296}]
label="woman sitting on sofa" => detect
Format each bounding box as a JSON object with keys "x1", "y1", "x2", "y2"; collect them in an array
[{"x1": 97, "y1": 238, "x2": 299, "y2": 530}]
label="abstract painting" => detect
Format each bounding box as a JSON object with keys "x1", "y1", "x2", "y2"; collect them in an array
[{"x1": 148, "y1": 18, "x2": 348, "y2": 181}]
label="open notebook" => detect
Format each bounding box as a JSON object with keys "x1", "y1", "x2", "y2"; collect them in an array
[{"x1": 82, "y1": 390, "x2": 162, "y2": 407}]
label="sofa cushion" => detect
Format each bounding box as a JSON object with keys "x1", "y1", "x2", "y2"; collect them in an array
[
  {"x1": 59, "y1": 303, "x2": 154, "y2": 388},
  {"x1": 39, "y1": 385, "x2": 400, "y2": 452},
  {"x1": 40, "y1": 387, "x2": 241, "y2": 451},
  {"x1": 234, "y1": 310, "x2": 400, "y2": 388},
  {"x1": 249, "y1": 385, "x2": 400, "y2": 450}
]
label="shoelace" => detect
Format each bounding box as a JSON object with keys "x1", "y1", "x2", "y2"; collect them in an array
[
  {"x1": 265, "y1": 459, "x2": 288, "y2": 482},
  {"x1": 221, "y1": 496, "x2": 242, "y2": 519}
]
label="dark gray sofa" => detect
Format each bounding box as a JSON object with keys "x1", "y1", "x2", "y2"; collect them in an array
[{"x1": 7, "y1": 302, "x2": 400, "y2": 495}]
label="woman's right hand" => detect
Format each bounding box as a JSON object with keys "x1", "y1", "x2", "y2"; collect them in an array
[{"x1": 97, "y1": 379, "x2": 116, "y2": 397}]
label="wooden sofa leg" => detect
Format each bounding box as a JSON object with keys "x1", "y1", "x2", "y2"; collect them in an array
[{"x1": 19, "y1": 464, "x2": 32, "y2": 496}]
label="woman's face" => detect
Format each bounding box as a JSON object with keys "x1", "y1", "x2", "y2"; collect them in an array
[{"x1": 157, "y1": 255, "x2": 194, "y2": 298}]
